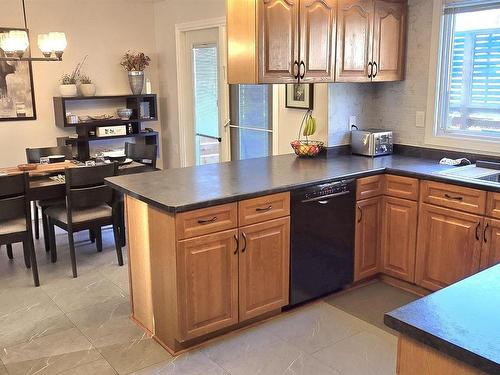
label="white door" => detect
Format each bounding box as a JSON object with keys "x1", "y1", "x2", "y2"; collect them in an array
[{"x1": 184, "y1": 28, "x2": 228, "y2": 166}]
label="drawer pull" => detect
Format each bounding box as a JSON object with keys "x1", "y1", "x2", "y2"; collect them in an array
[
  {"x1": 476, "y1": 222, "x2": 481, "y2": 241},
  {"x1": 357, "y1": 206, "x2": 363, "y2": 223},
  {"x1": 233, "y1": 234, "x2": 239, "y2": 255},
  {"x1": 197, "y1": 216, "x2": 217, "y2": 224},
  {"x1": 241, "y1": 232, "x2": 247, "y2": 253},
  {"x1": 444, "y1": 193, "x2": 463, "y2": 201},
  {"x1": 255, "y1": 205, "x2": 272, "y2": 212}
]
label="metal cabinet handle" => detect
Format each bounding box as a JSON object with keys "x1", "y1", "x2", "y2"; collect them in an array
[
  {"x1": 444, "y1": 193, "x2": 463, "y2": 201},
  {"x1": 241, "y1": 232, "x2": 247, "y2": 253},
  {"x1": 197, "y1": 216, "x2": 217, "y2": 224},
  {"x1": 368, "y1": 62, "x2": 373, "y2": 79},
  {"x1": 357, "y1": 206, "x2": 363, "y2": 223},
  {"x1": 484, "y1": 223, "x2": 489, "y2": 243},
  {"x1": 476, "y1": 222, "x2": 481, "y2": 241},
  {"x1": 299, "y1": 61, "x2": 306, "y2": 80},
  {"x1": 256, "y1": 205, "x2": 272, "y2": 212},
  {"x1": 373, "y1": 62, "x2": 378, "y2": 78},
  {"x1": 293, "y1": 60, "x2": 300, "y2": 79},
  {"x1": 233, "y1": 234, "x2": 239, "y2": 255}
]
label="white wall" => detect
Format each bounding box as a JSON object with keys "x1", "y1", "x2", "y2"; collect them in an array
[{"x1": 0, "y1": 0, "x2": 161, "y2": 168}]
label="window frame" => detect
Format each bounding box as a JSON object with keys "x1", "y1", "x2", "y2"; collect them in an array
[{"x1": 425, "y1": 0, "x2": 500, "y2": 154}]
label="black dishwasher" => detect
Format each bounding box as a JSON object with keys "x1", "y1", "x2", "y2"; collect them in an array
[{"x1": 289, "y1": 179, "x2": 356, "y2": 307}]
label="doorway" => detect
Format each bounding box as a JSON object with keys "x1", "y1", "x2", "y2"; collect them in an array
[{"x1": 176, "y1": 19, "x2": 229, "y2": 167}]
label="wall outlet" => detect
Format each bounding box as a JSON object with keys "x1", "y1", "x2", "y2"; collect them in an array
[
  {"x1": 349, "y1": 115, "x2": 357, "y2": 129},
  {"x1": 415, "y1": 111, "x2": 425, "y2": 128}
]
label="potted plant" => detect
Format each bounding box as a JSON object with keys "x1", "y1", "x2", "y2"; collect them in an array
[
  {"x1": 290, "y1": 110, "x2": 325, "y2": 157},
  {"x1": 59, "y1": 56, "x2": 87, "y2": 97},
  {"x1": 79, "y1": 74, "x2": 96, "y2": 96},
  {"x1": 120, "y1": 51, "x2": 151, "y2": 95},
  {"x1": 59, "y1": 73, "x2": 78, "y2": 97}
]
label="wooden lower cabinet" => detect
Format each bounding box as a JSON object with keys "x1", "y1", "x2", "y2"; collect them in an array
[
  {"x1": 239, "y1": 217, "x2": 290, "y2": 321},
  {"x1": 380, "y1": 196, "x2": 417, "y2": 282},
  {"x1": 415, "y1": 204, "x2": 482, "y2": 291},
  {"x1": 354, "y1": 196, "x2": 382, "y2": 281},
  {"x1": 480, "y1": 218, "x2": 500, "y2": 270},
  {"x1": 177, "y1": 229, "x2": 239, "y2": 341}
]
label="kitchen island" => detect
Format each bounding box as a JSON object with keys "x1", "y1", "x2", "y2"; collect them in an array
[
  {"x1": 385, "y1": 264, "x2": 500, "y2": 375},
  {"x1": 105, "y1": 151, "x2": 500, "y2": 355}
]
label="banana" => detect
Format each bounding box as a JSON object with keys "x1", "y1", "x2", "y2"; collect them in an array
[{"x1": 303, "y1": 115, "x2": 317, "y2": 137}]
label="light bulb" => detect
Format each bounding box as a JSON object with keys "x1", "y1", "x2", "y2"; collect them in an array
[
  {"x1": 37, "y1": 34, "x2": 52, "y2": 57},
  {"x1": 48, "y1": 32, "x2": 67, "y2": 58}
]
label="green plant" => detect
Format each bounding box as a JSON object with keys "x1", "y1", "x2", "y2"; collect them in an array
[
  {"x1": 120, "y1": 51, "x2": 151, "y2": 71},
  {"x1": 60, "y1": 73, "x2": 77, "y2": 85},
  {"x1": 79, "y1": 74, "x2": 92, "y2": 84}
]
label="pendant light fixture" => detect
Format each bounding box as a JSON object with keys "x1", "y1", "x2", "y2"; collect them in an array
[{"x1": 0, "y1": 0, "x2": 67, "y2": 62}]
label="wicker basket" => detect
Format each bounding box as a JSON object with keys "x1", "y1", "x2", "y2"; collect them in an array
[{"x1": 290, "y1": 140, "x2": 325, "y2": 157}]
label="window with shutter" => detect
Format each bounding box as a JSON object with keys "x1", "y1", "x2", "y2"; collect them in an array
[{"x1": 437, "y1": 1, "x2": 500, "y2": 139}]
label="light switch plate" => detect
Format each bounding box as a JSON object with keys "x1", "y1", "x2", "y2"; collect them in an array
[{"x1": 416, "y1": 111, "x2": 425, "y2": 128}]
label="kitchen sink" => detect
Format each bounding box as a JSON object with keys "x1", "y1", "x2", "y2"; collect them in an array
[{"x1": 437, "y1": 161, "x2": 500, "y2": 185}]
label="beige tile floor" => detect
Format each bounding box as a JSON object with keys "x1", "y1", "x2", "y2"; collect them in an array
[{"x1": 0, "y1": 228, "x2": 402, "y2": 375}]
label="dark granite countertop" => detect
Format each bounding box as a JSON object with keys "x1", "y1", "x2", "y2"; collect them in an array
[
  {"x1": 105, "y1": 153, "x2": 500, "y2": 213},
  {"x1": 385, "y1": 265, "x2": 500, "y2": 374}
]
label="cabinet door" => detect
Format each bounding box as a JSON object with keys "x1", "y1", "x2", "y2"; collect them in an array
[
  {"x1": 177, "y1": 229, "x2": 239, "y2": 341},
  {"x1": 354, "y1": 196, "x2": 382, "y2": 281},
  {"x1": 372, "y1": 0, "x2": 406, "y2": 81},
  {"x1": 239, "y1": 217, "x2": 290, "y2": 321},
  {"x1": 258, "y1": 0, "x2": 299, "y2": 83},
  {"x1": 380, "y1": 196, "x2": 417, "y2": 282},
  {"x1": 299, "y1": 0, "x2": 337, "y2": 82},
  {"x1": 480, "y1": 218, "x2": 500, "y2": 270},
  {"x1": 415, "y1": 204, "x2": 482, "y2": 291},
  {"x1": 336, "y1": 0, "x2": 373, "y2": 82}
]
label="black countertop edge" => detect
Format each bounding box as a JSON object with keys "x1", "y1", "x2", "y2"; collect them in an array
[
  {"x1": 106, "y1": 168, "x2": 386, "y2": 213},
  {"x1": 384, "y1": 314, "x2": 499, "y2": 374}
]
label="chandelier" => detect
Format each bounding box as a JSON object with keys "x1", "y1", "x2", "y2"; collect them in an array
[{"x1": 0, "y1": 0, "x2": 67, "y2": 62}]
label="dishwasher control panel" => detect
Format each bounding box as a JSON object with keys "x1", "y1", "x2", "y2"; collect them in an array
[{"x1": 302, "y1": 180, "x2": 352, "y2": 201}]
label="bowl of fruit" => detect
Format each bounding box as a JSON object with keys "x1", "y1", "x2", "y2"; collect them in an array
[{"x1": 290, "y1": 111, "x2": 325, "y2": 157}]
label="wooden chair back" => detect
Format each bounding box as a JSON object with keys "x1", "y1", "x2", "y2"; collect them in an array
[
  {"x1": 125, "y1": 142, "x2": 157, "y2": 168},
  {"x1": 65, "y1": 164, "x2": 117, "y2": 211},
  {"x1": 26, "y1": 146, "x2": 73, "y2": 163},
  {"x1": 0, "y1": 174, "x2": 29, "y2": 223}
]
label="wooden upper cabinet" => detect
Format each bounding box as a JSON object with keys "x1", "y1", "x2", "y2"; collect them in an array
[
  {"x1": 177, "y1": 229, "x2": 239, "y2": 341},
  {"x1": 380, "y1": 196, "x2": 417, "y2": 282},
  {"x1": 258, "y1": 0, "x2": 299, "y2": 83},
  {"x1": 299, "y1": 0, "x2": 337, "y2": 82},
  {"x1": 371, "y1": 0, "x2": 406, "y2": 81},
  {"x1": 239, "y1": 217, "x2": 290, "y2": 321},
  {"x1": 354, "y1": 196, "x2": 381, "y2": 281},
  {"x1": 415, "y1": 204, "x2": 482, "y2": 291},
  {"x1": 336, "y1": 0, "x2": 373, "y2": 82},
  {"x1": 480, "y1": 218, "x2": 500, "y2": 270}
]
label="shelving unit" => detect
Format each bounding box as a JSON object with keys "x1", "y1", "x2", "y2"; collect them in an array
[{"x1": 53, "y1": 94, "x2": 158, "y2": 160}]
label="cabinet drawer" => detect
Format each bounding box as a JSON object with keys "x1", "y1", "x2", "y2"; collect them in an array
[
  {"x1": 356, "y1": 175, "x2": 384, "y2": 200},
  {"x1": 175, "y1": 203, "x2": 238, "y2": 240},
  {"x1": 420, "y1": 181, "x2": 487, "y2": 215},
  {"x1": 238, "y1": 192, "x2": 290, "y2": 226},
  {"x1": 487, "y1": 192, "x2": 500, "y2": 219},
  {"x1": 384, "y1": 175, "x2": 419, "y2": 201}
]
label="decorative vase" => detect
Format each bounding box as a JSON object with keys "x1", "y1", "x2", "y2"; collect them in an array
[
  {"x1": 128, "y1": 71, "x2": 144, "y2": 95},
  {"x1": 80, "y1": 83, "x2": 96, "y2": 97},
  {"x1": 59, "y1": 84, "x2": 78, "y2": 97}
]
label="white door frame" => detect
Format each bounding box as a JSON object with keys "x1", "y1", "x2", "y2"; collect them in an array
[{"x1": 175, "y1": 17, "x2": 228, "y2": 167}]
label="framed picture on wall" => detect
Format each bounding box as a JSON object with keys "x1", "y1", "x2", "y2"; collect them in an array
[
  {"x1": 285, "y1": 83, "x2": 314, "y2": 110},
  {"x1": 0, "y1": 27, "x2": 37, "y2": 122}
]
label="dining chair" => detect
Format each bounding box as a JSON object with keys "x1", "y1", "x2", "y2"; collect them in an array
[
  {"x1": 125, "y1": 142, "x2": 158, "y2": 168},
  {"x1": 0, "y1": 173, "x2": 40, "y2": 286},
  {"x1": 45, "y1": 164, "x2": 123, "y2": 278},
  {"x1": 26, "y1": 145, "x2": 73, "y2": 251}
]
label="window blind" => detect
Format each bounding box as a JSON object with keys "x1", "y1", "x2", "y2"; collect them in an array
[{"x1": 444, "y1": 0, "x2": 500, "y2": 14}]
